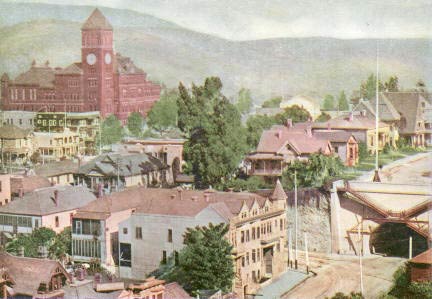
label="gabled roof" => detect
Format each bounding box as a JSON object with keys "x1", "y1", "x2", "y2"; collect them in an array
[
  {"x1": 78, "y1": 153, "x2": 167, "y2": 177},
  {"x1": 0, "y1": 185, "x2": 96, "y2": 216},
  {"x1": 381, "y1": 92, "x2": 427, "y2": 134},
  {"x1": 34, "y1": 160, "x2": 79, "y2": 177},
  {"x1": 255, "y1": 124, "x2": 330, "y2": 155},
  {"x1": 74, "y1": 187, "x2": 269, "y2": 220},
  {"x1": 114, "y1": 53, "x2": 145, "y2": 75},
  {"x1": 368, "y1": 93, "x2": 402, "y2": 121},
  {"x1": 270, "y1": 180, "x2": 287, "y2": 201},
  {"x1": 0, "y1": 252, "x2": 70, "y2": 296},
  {"x1": 313, "y1": 114, "x2": 388, "y2": 130},
  {"x1": 314, "y1": 130, "x2": 357, "y2": 143},
  {"x1": 0, "y1": 125, "x2": 32, "y2": 139},
  {"x1": 165, "y1": 282, "x2": 193, "y2": 299},
  {"x1": 13, "y1": 66, "x2": 55, "y2": 88},
  {"x1": 56, "y1": 63, "x2": 82, "y2": 75},
  {"x1": 81, "y1": 8, "x2": 112, "y2": 30},
  {"x1": 10, "y1": 175, "x2": 51, "y2": 195}
]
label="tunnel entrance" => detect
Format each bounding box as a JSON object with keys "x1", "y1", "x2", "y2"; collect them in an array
[{"x1": 370, "y1": 222, "x2": 428, "y2": 258}]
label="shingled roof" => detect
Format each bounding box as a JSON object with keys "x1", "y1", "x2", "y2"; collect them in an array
[
  {"x1": 313, "y1": 114, "x2": 388, "y2": 130},
  {"x1": 10, "y1": 175, "x2": 51, "y2": 195},
  {"x1": 409, "y1": 248, "x2": 432, "y2": 265},
  {"x1": 34, "y1": 160, "x2": 79, "y2": 177},
  {"x1": 78, "y1": 153, "x2": 167, "y2": 177},
  {"x1": 56, "y1": 62, "x2": 82, "y2": 75},
  {"x1": 82, "y1": 8, "x2": 113, "y2": 30},
  {"x1": 114, "y1": 53, "x2": 145, "y2": 75},
  {"x1": 74, "y1": 186, "x2": 269, "y2": 220},
  {"x1": 0, "y1": 185, "x2": 96, "y2": 216},
  {"x1": 0, "y1": 252, "x2": 70, "y2": 296},
  {"x1": 13, "y1": 65, "x2": 55, "y2": 88}
]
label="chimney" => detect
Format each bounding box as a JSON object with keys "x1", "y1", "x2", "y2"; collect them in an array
[
  {"x1": 177, "y1": 187, "x2": 183, "y2": 200},
  {"x1": 349, "y1": 112, "x2": 354, "y2": 122},
  {"x1": 361, "y1": 110, "x2": 366, "y2": 117},
  {"x1": 53, "y1": 190, "x2": 59, "y2": 206},
  {"x1": 276, "y1": 130, "x2": 282, "y2": 139},
  {"x1": 306, "y1": 125, "x2": 312, "y2": 137},
  {"x1": 327, "y1": 122, "x2": 331, "y2": 131},
  {"x1": 204, "y1": 194, "x2": 210, "y2": 202},
  {"x1": 18, "y1": 188, "x2": 24, "y2": 199},
  {"x1": 170, "y1": 194, "x2": 176, "y2": 200},
  {"x1": 286, "y1": 119, "x2": 293, "y2": 128}
]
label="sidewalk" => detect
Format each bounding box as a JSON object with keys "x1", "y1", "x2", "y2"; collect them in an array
[{"x1": 257, "y1": 270, "x2": 309, "y2": 299}]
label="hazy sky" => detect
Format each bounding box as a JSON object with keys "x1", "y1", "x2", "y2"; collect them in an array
[{"x1": 4, "y1": 0, "x2": 432, "y2": 40}]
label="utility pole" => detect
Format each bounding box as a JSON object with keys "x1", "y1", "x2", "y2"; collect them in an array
[
  {"x1": 373, "y1": 41, "x2": 381, "y2": 183},
  {"x1": 358, "y1": 221, "x2": 364, "y2": 295},
  {"x1": 305, "y1": 232, "x2": 309, "y2": 274},
  {"x1": 294, "y1": 170, "x2": 298, "y2": 269},
  {"x1": 288, "y1": 228, "x2": 293, "y2": 268},
  {"x1": 409, "y1": 236, "x2": 413, "y2": 259},
  {"x1": 116, "y1": 157, "x2": 120, "y2": 192}
]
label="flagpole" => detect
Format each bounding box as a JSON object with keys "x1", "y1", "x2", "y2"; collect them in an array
[{"x1": 375, "y1": 42, "x2": 379, "y2": 171}]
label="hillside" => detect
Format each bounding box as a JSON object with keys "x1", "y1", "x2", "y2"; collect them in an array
[{"x1": 0, "y1": 2, "x2": 430, "y2": 102}]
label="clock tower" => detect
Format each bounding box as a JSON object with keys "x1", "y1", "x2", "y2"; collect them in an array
[{"x1": 81, "y1": 8, "x2": 114, "y2": 116}]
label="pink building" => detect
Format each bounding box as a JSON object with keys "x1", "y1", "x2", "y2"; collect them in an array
[
  {"x1": 247, "y1": 121, "x2": 332, "y2": 179},
  {"x1": 0, "y1": 185, "x2": 96, "y2": 237}
]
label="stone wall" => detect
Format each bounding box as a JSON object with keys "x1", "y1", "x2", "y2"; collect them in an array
[{"x1": 285, "y1": 188, "x2": 331, "y2": 253}]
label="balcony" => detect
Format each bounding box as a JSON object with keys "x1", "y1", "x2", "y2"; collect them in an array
[{"x1": 250, "y1": 168, "x2": 283, "y2": 176}]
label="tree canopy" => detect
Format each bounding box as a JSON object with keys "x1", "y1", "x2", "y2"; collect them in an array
[
  {"x1": 360, "y1": 74, "x2": 384, "y2": 100},
  {"x1": 316, "y1": 112, "x2": 331, "y2": 122},
  {"x1": 6, "y1": 227, "x2": 71, "y2": 260},
  {"x1": 282, "y1": 154, "x2": 343, "y2": 189},
  {"x1": 127, "y1": 112, "x2": 144, "y2": 137},
  {"x1": 156, "y1": 223, "x2": 234, "y2": 295},
  {"x1": 147, "y1": 88, "x2": 179, "y2": 133},
  {"x1": 245, "y1": 114, "x2": 277, "y2": 148},
  {"x1": 177, "y1": 77, "x2": 248, "y2": 188},
  {"x1": 322, "y1": 94, "x2": 335, "y2": 110},
  {"x1": 384, "y1": 76, "x2": 399, "y2": 92},
  {"x1": 275, "y1": 105, "x2": 312, "y2": 124},
  {"x1": 261, "y1": 96, "x2": 282, "y2": 108},
  {"x1": 337, "y1": 91, "x2": 349, "y2": 111},
  {"x1": 235, "y1": 88, "x2": 253, "y2": 115},
  {"x1": 98, "y1": 114, "x2": 123, "y2": 146}
]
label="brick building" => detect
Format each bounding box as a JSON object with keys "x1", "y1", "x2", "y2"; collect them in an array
[{"x1": 0, "y1": 8, "x2": 161, "y2": 123}]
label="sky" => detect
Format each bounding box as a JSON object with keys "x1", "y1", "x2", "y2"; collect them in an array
[{"x1": 3, "y1": 0, "x2": 432, "y2": 40}]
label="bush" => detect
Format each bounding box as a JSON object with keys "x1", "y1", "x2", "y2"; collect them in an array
[
  {"x1": 358, "y1": 142, "x2": 369, "y2": 161},
  {"x1": 326, "y1": 292, "x2": 364, "y2": 299},
  {"x1": 386, "y1": 263, "x2": 432, "y2": 299}
]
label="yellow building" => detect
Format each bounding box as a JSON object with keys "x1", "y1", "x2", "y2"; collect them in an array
[
  {"x1": 33, "y1": 128, "x2": 81, "y2": 161},
  {"x1": 0, "y1": 124, "x2": 34, "y2": 166}
]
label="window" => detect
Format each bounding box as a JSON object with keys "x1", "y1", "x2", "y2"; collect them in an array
[
  {"x1": 334, "y1": 146, "x2": 339, "y2": 153},
  {"x1": 246, "y1": 252, "x2": 249, "y2": 265},
  {"x1": 280, "y1": 219, "x2": 283, "y2": 231},
  {"x1": 257, "y1": 248, "x2": 260, "y2": 261},
  {"x1": 241, "y1": 231, "x2": 244, "y2": 243},
  {"x1": 162, "y1": 250, "x2": 167, "y2": 264},
  {"x1": 0, "y1": 181, "x2": 2, "y2": 192},
  {"x1": 252, "y1": 249, "x2": 256, "y2": 263},
  {"x1": 136, "y1": 227, "x2": 142, "y2": 239},
  {"x1": 168, "y1": 229, "x2": 173, "y2": 243},
  {"x1": 252, "y1": 227, "x2": 256, "y2": 240},
  {"x1": 55, "y1": 216, "x2": 59, "y2": 227},
  {"x1": 35, "y1": 219, "x2": 39, "y2": 228},
  {"x1": 241, "y1": 257, "x2": 245, "y2": 267},
  {"x1": 123, "y1": 227, "x2": 128, "y2": 234},
  {"x1": 246, "y1": 230, "x2": 250, "y2": 242},
  {"x1": 119, "y1": 243, "x2": 131, "y2": 267}
]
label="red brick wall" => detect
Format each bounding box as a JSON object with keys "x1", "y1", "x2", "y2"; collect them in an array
[{"x1": 411, "y1": 265, "x2": 432, "y2": 282}]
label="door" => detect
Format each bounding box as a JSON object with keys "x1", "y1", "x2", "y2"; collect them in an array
[{"x1": 264, "y1": 247, "x2": 273, "y2": 275}]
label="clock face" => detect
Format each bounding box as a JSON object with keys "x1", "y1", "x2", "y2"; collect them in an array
[
  {"x1": 105, "y1": 53, "x2": 112, "y2": 64},
  {"x1": 86, "y1": 53, "x2": 96, "y2": 65}
]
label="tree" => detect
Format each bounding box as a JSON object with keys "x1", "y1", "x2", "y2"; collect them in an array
[
  {"x1": 147, "y1": 89, "x2": 179, "y2": 133},
  {"x1": 177, "y1": 77, "x2": 248, "y2": 188},
  {"x1": 326, "y1": 292, "x2": 364, "y2": 299},
  {"x1": 384, "y1": 76, "x2": 399, "y2": 92},
  {"x1": 387, "y1": 263, "x2": 432, "y2": 299},
  {"x1": 322, "y1": 94, "x2": 335, "y2": 110},
  {"x1": 98, "y1": 114, "x2": 123, "y2": 146},
  {"x1": 5, "y1": 227, "x2": 70, "y2": 260},
  {"x1": 261, "y1": 96, "x2": 282, "y2": 108},
  {"x1": 245, "y1": 114, "x2": 277, "y2": 148},
  {"x1": 127, "y1": 112, "x2": 144, "y2": 137},
  {"x1": 275, "y1": 105, "x2": 311, "y2": 124},
  {"x1": 282, "y1": 154, "x2": 344, "y2": 189},
  {"x1": 360, "y1": 74, "x2": 384, "y2": 100},
  {"x1": 337, "y1": 91, "x2": 349, "y2": 111},
  {"x1": 235, "y1": 88, "x2": 253, "y2": 115},
  {"x1": 316, "y1": 112, "x2": 331, "y2": 122},
  {"x1": 170, "y1": 223, "x2": 234, "y2": 295}
]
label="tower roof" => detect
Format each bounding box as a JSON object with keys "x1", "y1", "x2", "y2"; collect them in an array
[
  {"x1": 271, "y1": 179, "x2": 287, "y2": 201},
  {"x1": 82, "y1": 8, "x2": 112, "y2": 30}
]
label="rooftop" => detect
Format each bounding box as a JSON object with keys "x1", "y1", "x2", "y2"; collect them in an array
[
  {"x1": 0, "y1": 185, "x2": 96, "y2": 216},
  {"x1": 34, "y1": 160, "x2": 79, "y2": 177},
  {"x1": 409, "y1": 248, "x2": 432, "y2": 265},
  {"x1": 0, "y1": 124, "x2": 32, "y2": 139},
  {"x1": 10, "y1": 175, "x2": 51, "y2": 195},
  {"x1": 81, "y1": 8, "x2": 113, "y2": 30}
]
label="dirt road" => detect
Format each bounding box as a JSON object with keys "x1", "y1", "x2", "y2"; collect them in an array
[{"x1": 282, "y1": 252, "x2": 404, "y2": 299}]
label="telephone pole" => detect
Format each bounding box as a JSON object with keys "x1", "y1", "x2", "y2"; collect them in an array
[{"x1": 294, "y1": 170, "x2": 298, "y2": 269}]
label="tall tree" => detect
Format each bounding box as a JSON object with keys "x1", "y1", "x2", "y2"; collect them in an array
[
  {"x1": 261, "y1": 96, "x2": 282, "y2": 108},
  {"x1": 177, "y1": 77, "x2": 248, "y2": 188},
  {"x1": 176, "y1": 223, "x2": 234, "y2": 295},
  {"x1": 416, "y1": 79, "x2": 426, "y2": 92},
  {"x1": 98, "y1": 114, "x2": 123, "y2": 146},
  {"x1": 235, "y1": 88, "x2": 253, "y2": 115},
  {"x1": 147, "y1": 88, "x2": 179, "y2": 133},
  {"x1": 360, "y1": 74, "x2": 384, "y2": 100},
  {"x1": 322, "y1": 94, "x2": 335, "y2": 110},
  {"x1": 384, "y1": 76, "x2": 399, "y2": 92},
  {"x1": 275, "y1": 105, "x2": 311, "y2": 124},
  {"x1": 127, "y1": 112, "x2": 144, "y2": 137},
  {"x1": 337, "y1": 91, "x2": 349, "y2": 111},
  {"x1": 245, "y1": 114, "x2": 277, "y2": 148},
  {"x1": 316, "y1": 112, "x2": 331, "y2": 122}
]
